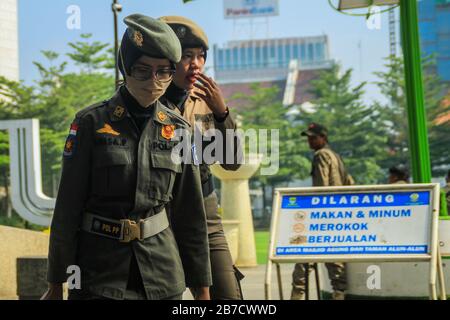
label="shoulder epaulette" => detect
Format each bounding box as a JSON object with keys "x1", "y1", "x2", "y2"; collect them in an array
[
  {"x1": 75, "y1": 100, "x2": 108, "y2": 119},
  {"x1": 163, "y1": 104, "x2": 191, "y2": 128}
]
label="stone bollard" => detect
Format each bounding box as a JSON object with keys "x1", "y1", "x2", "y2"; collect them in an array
[
  {"x1": 211, "y1": 154, "x2": 262, "y2": 267},
  {"x1": 16, "y1": 256, "x2": 48, "y2": 300},
  {"x1": 222, "y1": 219, "x2": 240, "y2": 264}
]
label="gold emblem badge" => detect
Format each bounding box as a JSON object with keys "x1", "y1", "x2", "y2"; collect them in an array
[
  {"x1": 161, "y1": 125, "x2": 175, "y2": 140},
  {"x1": 133, "y1": 30, "x2": 144, "y2": 47},
  {"x1": 157, "y1": 111, "x2": 168, "y2": 122},
  {"x1": 113, "y1": 105, "x2": 125, "y2": 118},
  {"x1": 97, "y1": 124, "x2": 120, "y2": 136}
]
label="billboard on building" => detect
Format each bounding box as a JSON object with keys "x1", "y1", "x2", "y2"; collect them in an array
[{"x1": 223, "y1": 0, "x2": 279, "y2": 19}]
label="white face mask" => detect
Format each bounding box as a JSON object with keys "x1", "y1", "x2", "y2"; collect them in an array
[{"x1": 120, "y1": 51, "x2": 171, "y2": 108}]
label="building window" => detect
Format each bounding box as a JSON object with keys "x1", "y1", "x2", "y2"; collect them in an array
[
  {"x1": 217, "y1": 49, "x2": 224, "y2": 71},
  {"x1": 262, "y1": 45, "x2": 269, "y2": 67},
  {"x1": 247, "y1": 46, "x2": 253, "y2": 69},
  {"x1": 269, "y1": 45, "x2": 276, "y2": 68},
  {"x1": 315, "y1": 42, "x2": 324, "y2": 61},
  {"x1": 233, "y1": 47, "x2": 239, "y2": 70},
  {"x1": 278, "y1": 45, "x2": 284, "y2": 67},
  {"x1": 225, "y1": 49, "x2": 231, "y2": 71},
  {"x1": 240, "y1": 47, "x2": 247, "y2": 69},
  {"x1": 301, "y1": 43, "x2": 306, "y2": 63},
  {"x1": 293, "y1": 43, "x2": 299, "y2": 60},
  {"x1": 256, "y1": 46, "x2": 261, "y2": 67},
  {"x1": 285, "y1": 44, "x2": 291, "y2": 66},
  {"x1": 308, "y1": 43, "x2": 314, "y2": 62}
]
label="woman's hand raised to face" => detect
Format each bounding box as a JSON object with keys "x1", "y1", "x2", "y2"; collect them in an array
[{"x1": 193, "y1": 73, "x2": 228, "y2": 118}]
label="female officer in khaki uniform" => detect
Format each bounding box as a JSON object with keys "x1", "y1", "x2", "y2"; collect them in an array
[
  {"x1": 41, "y1": 14, "x2": 211, "y2": 300},
  {"x1": 159, "y1": 16, "x2": 244, "y2": 300}
]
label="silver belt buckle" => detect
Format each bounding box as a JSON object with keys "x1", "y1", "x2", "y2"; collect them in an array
[{"x1": 120, "y1": 219, "x2": 141, "y2": 243}]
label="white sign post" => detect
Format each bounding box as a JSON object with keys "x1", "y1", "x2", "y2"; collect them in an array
[{"x1": 264, "y1": 184, "x2": 446, "y2": 300}]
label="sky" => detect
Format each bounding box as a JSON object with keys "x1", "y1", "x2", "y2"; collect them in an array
[{"x1": 17, "y1": 0, "x2": 396, "y2": 103}]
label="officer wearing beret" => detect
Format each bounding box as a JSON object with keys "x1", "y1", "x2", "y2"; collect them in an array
[
  {"x1": 41, "y1": 14, "x2": 211, "y2": 300},
  {"x1": 158, "y1": 16, "x2": 244, "y2": 300},
  {"x1": 291, "y1": 123, "x2": 352, "y2": 300}
]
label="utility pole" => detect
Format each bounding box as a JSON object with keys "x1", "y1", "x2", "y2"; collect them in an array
[
  {"x1": 112, "y1": 0, "x2": 122, "y2": 90},
  {"x1": 400, "y1": 0, "x2": 431, "y2": 183}
]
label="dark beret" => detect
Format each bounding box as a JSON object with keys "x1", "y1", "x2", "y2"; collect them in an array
[{"x1": 122, "y1": 14, "x2": 182, "y2": 63}]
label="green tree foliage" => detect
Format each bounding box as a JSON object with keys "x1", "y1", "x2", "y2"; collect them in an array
[
  {"x1": 295, "y1": 64, "x2": 387, "y2": 184},
  {"x1": 0, "y1": 131, "x2": 9, "y2": 214},
  {"x1": 233, "y1": 83, "x2": 310, "y2": 184},
  {"x1": 232, "y1": 83, "x2": 310, "y2": 223},
  {"x1": 0, "y1": 34, "x2": 114, "y2": 228},
  {"x1": 66, "y1": 33, "x2": 112, "y2": 73},
  {"x1": 374, "y1": 56, "x2": 449, "y2": 176}
]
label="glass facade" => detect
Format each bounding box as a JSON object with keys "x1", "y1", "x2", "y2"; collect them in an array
[
  {"x1": 418, "y1": 0, "x2": 450, "y2": 82},
  {"x1": 214, "y1": 36, "x2": 328, "y2": 72}
]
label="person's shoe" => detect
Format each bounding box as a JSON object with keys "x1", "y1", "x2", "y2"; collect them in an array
[
  {"x1": 331, "y1": 290, "x2": 345, "y2": 300},
  {"x1": 290, "y1": 288, "x2": 305, "y2": 300}
]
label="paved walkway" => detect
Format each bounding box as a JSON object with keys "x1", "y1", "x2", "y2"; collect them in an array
[{"x1": 183, "y1": 263, "x2": 321, "y2": 300}]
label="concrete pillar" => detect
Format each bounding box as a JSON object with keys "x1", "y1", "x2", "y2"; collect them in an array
[{"x1": 211, "y1": 154, "x2": 262, "y2": 267}]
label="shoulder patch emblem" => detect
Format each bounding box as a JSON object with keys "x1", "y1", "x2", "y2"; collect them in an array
[
  {"x1": 161, "y1": 124, "x2": 175, "y2": 140},
  {"x1": 97, "y1": 123, "x2": 120, "y2": 136},
  {"x1": 63, "y1": 123, "x2": 79, "y2": 158}
]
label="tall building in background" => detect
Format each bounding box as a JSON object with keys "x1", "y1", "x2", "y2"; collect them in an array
[
  {"x1": 0, "y1": 0, "x2": 19, "y2": 81},
  {"x1": 214, "y1": 35, "x2": 333, "y2": 108},
  {"x1": 214, "y1": 35, "x2": 332, "y2": 83},
  {"x1": 418, "y1": 0, "x2": 450, "y2": 83}
]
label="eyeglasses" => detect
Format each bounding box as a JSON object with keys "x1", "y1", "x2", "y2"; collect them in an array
[{"x1": 130, "y1": 66, "x2": 176, "y2": 82}]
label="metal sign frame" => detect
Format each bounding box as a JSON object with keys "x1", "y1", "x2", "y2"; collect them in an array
[{"x1": 264, "y1": 183, "x2": 446, "y2": 300}]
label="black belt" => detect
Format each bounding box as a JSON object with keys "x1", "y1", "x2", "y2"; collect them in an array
[{"x1": 202, "y1": 177, "x2": 215, "y2": 197}]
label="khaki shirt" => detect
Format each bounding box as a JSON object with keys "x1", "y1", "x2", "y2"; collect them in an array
[
  {"x1": 312, "y1": 145, "x2": 350, "y2": 187},
  {"x1": 177, "y1": 87, "x2": 241, "y2": 173},
  {"x1": 161, "y1": 87, "x2": 241, "y2": 234},
  {"x1": 47, "y1": 89, "x2": 211, "y2": 299}
]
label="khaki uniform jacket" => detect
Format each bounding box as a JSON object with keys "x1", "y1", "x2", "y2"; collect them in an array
[
  {"x1": 47, "y1": 89, "x2": 211, "y2": 299},
  {"x1": 176, "y1": 88, "x2": 240, "y2": 172},
  {"x1": 161, "y1": 88, "x2": 241, "y2": 234},
  {"x1": 312, "y1": 145, "x2": 352, "y2": 187}
]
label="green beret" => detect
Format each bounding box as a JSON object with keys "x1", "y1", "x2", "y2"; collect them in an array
[
  {"x1": 158, "y1": 16, "x2": 209, "y2": 50},
  {"x1": 123, "y1": 14, "x2": 182, "y2": 63}
]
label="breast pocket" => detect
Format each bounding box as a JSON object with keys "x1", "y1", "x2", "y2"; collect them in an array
[
  {"x1": 91, "y1": 148, "x2": 134, "y2": 196},
  {"x1": 149, "y1": 152, "x2": 182, "y2": 202}
]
